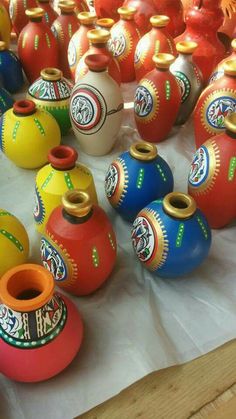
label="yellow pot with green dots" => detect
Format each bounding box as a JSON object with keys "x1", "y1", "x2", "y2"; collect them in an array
[
  {"x1": 0, "y1": 99, "x2": 61, "y2": 169},
  {"x1": 34, "y1": 144, "x2": 98, "y2": 233},
  {"x1": 0, "y1": 209, "x2": 29, "y2": 277}
]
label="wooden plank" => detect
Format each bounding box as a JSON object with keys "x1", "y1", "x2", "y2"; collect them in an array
[{"x1": 77, "y1": 339, "x2": 236, "y2": 419}]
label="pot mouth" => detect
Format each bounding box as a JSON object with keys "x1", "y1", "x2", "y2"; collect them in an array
[
  {"x1": 153, "y1": 53, "x2": 175, "y2": 69},
  {"x1": 13, "y1": 99, "x2": 36, "y2": 116},
  {"x1": 85, "y1": 53, "x2": 110, "y2": 72},
  {"x1": 25, "y1": 7, "x2": 45, "y2": 19},
  {"x1": 225, "y1": 112, "x2": 236, "y2": 133},
  {"x1": 58, "y1": 0, "x2": 75, "y2": 13},
  {"x1": 96, "y1": 18, "x2": 115, "y2": 29},
  {"x1": 77, "y1": 11, "x2": 97, "y2": 25},
  {"x1": 176, "y1": 41, "x2": 198, "y2": 54},
  {"x1": 48, "y1": 145, "x2": 78, "y2": 169},
  {"x1": 163, "y1": 192, "x2": 196, "y2": 219},
  {"x1": 87, "y1": 28, "x2": 110, "y2": 44},
  {"x1": 118, "y1": 6, "x2": 136, "y2": 20},
  {"x1": 150, "y1": 15, "x2": 170, "y2": 28},
  {"x1": 41, "y1": 67, "x2": 62, "y2": 81},
  {"x1": 130, "y1": 141, "x2": 157, "y2": 161},
  {"x1": 0, "y1": 41, "x2": 6, "y2": 51},
  {"x1": 62, "y1": 190, "x2": 92, "y2": 217},
  {"x1": 223, "y1": 59, "x2": 236, "y2": 76},
  {"x1": 0, "y1": 264, "x2": 54, "y2": 312}
]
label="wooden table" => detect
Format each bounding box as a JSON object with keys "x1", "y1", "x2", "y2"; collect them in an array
[{"x1": 77, "y1": 339, "x2": 236, "y2": 419}]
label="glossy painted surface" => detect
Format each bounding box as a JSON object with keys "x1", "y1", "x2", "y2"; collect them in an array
[
  {"x1": 153, "y1": 0, "x2": 185, "y2": 38},
  {"x1": 123, "y1": 0, "x2": 157, "y2": 35},
  {"x1": 94, "y1": 0, "x2": 123, "y2": 21},
  {"x1": 0, "y1": 46, "x2": 24, "y2": 93},
  {"x1": 9, "y1": 0, "x2": 37, "y2": 36},
  {"x1": 38, "y1": 0, "x2": 58, "y2": 27}
]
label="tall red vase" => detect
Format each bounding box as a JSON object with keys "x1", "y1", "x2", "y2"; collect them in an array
[
  {"x1": 135, "y1": 15, "x2": 177, "y2": 82},
  {"x1": 37, "y1": 0, "x2": 58, "y2": 27},
  {"x1": 123, "y1": 0, "x2": 157, "y2": 35},
  {"x1": 188, "y1": 112, "x2": 236, "y2": 229},
  {"x1": 175, "y1": 0, "x2": 225, "y2": 84},
  {"x1": 51, "y1": 0, "x2": 79, "y2": 78},
  {"x1": 9, "y1": 0, "x2": 37, "y2": 36},
  {"x1": 194, "y1": 60, "x2": 236, "y2": 149},
  {"x1": 134, "y1": 53, "x2": 181, "y2": 143},
  {"x1": 153, "y1": 0, "x2": 185, "y2": 38},
  {"x1": 18, "y1": 8, "x2": 59, "y2": 83},
  {"x1": 94, "y1": 0, "x2": 123, "y2": 21}
]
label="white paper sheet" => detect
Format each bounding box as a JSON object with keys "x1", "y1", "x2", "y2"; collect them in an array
[{"x1": 0, "y1": 82, "x2": 236, "y2": 419}]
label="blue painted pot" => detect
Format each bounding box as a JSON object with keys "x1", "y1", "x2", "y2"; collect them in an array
[
  {"x1": 0, "y1": 86, "x2": 14, "y2": 117},
  {"x1": 131, "y1": 192, "x2": 211, "y2": 277},
  {"x1": 0, "y1": 42, "x2": 24, "y2": 93},
  {"x1": 105, "y1": 142, "x2": 174, "y2": 222}
]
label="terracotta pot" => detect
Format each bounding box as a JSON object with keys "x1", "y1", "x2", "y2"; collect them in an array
[
  {"x1": 153, "y1": 0, "x2": 185, "y2": 37},
  {"x1": 94, "y1": 0, "x2": 123, "y2": 21},
  {"x1": 9, "y1": 0, "x2": 37, "y2": 36},
  {"x1": 37, "y1": 0, "x2": 58, "y2": 27},
  {"x1": 209, "y1": 38, "x2": 236, "y2": 84},
  {"x1": 123, "y1": 0, "x2": 157, "y2": 35},
  {"x1": 53, "y1": 0, "x2": 88, "y2": 14}
]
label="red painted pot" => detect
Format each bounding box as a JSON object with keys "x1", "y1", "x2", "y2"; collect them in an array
[
  {"x1": 41, "y1": 190, "x2": 117, "y2": 296},
  {"x1": 175, "y1": 0, "x2": 225, "y2": 85},
  {"x1": 37, "y1": 0, "x2": 58, "y2": 27},
  {"x1": 109, "y1": 6, "x2": 141, "y2": 83},
  {"x1": 0, "y1": 264, "x2": 83, "y2": 382},
  {"x1": 75, "y1": 28, "x2": 121, "y2": 85},
  {"x1": 53, "y1": 0, "x2": 88, "y2": 14},
  {"x1": 51, "y1": 0, "x2": 79, "y2": 79},
  {"x1": 135, "y1": 15, "x2": 177, "y2": 82},
  {"x1": 194, "y1": 60, "x2": 236, "y2": 149},
  {"x1": 123, "y1": 0, "x2": 157, "y2": 35},
  {"x1": 94, "y1": 0, "x2": 123, "y2": 21},
  {"x1": 188, "y1": 112, "x2": 236, "y2": 229},
  {"x1": 153, "y1": 0, "x2": 185, "y2": 38},
  {"x1": 18, "y1": 7, "x2": 59, "y2": 83},
  {"x1": 9, "y1": 0, "x2": 37, "y2": 36},
  {"x1": 209, "y1": 38, "x2": 236, "y2": 84},
  {"x1": 134, "y1": 53, "x2": 181, "y2": 143}
]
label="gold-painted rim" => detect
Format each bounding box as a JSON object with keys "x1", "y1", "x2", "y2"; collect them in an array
[
  {"x1": 25, "y1": 7, "x2": 45, "y2": 18},
  {"x1": 150, "y1": 15, "x2": 170, "y2": 28},
  {"x1": 40, "y1": 67, "x2": 62, "y2": 81},
  {"x1": 231, "y1": 38, "x2": 236, "y2": 51},
  {"x1": 87, "y1": 28, "x2": 110, "y2": 43},
  {"x1": 0, "y1": 41, "x2": 6, "y2": 51},
  {"x1": 176, "y1": 41, "x2": 198, "y2": 54},
  {"x1": 153, "y1": 53, "x2": 175, "y2": 69},
  {"x1": 163, "y1": 192, "x2": 197, "y2": 219},
  {"x1": 58, "y1": 0, "x2": 75, "y2": 12},
  {"x1": 62, "y1": 190, "x2": 92, "y2": 217},
  {"x1": 225, "y1": 112, "x2": 236, "y2": 133},
  {"x1": 130, "y1": 142, "x2": 157, "y2": 161},
  {"x1": 97, "y1": 18, "x2": 115, "y2": 29},
  {"x1": 223, "y1": 59, "x2": 236, "y2": 76},
  {"x1": 77, "y1": 11, "x2": 97, "y2": 25},
  {"x1": 118, "y1": 6, "x2": 136, "y2": 20}
]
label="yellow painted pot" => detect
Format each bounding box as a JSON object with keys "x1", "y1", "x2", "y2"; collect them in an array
[
  {"x1": 0, "y1": 99, "x2": 61, "y2": 169},
  {"x1": 0, "y1": 3, "x2": 11, "y2": 48},
  {"x1": 34, "y1": 145, "x2": 98, "y2": 233},
  {"x1": 0, "y1": 209, "x2": 29, "y2": 277}
]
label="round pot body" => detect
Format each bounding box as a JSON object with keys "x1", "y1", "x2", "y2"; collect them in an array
[
  {"x1": 9, "y1": 0, "x2": 37, "y2": 36},
  {"x1": 0, "y1": 44, "x2": 24, "y2": 93},
  {"x1": 34, "y1": 145, "x2": 98, "y2": 233},
  {"x1": 0, "y1": 2, "x2": 11, "y2": 47},
  {"x1": 105, "y1": 142, "x2": 174, "y2": 222},
  {"x1": 194, "y1": 65, "x2": 236, "y2": 148},
  {"x1": 41, "y1": 192, "x2": 117, "y2": 296},
  {"x1": 27, "y1": 68, "x2": 73, "y2": 135},
  {"x1": 134, "y1": 57, "x2": 181, "y2": 143},
  {"x1": 131, "y1": 193, "x2": 212, "y2": 278},
  {"x1": 123, "y1": 0, "x2": 157, "y2": 35},
  {"x1": 0, "y1": 100, "x2": 61, "y2": 169},
  {"x1": 37, "y1": 0, "x2": 58, "y2": 26},
  {"x1": 153, "y1": 0, "x2": 185, "y2": 38},
  {"x1": 94, "y1": 0, "x2": 123, "y2": 21},
  {"x1": 0, "y1": 86, "x2": 14, "y2": 117},
  {"x1": 18, "y1": 10, "x2": 59, "y2": 83},
  {"x1": 70, "y1": 66, "x2": 123, "y2": 156},
  {"x1": 0, "y1": 264, "x2": 83, "y2": 382},
  {"x1": 0, "y1": 209, "x2": 29, "y2": 276},
  {"x1": 188, "y1": 114, "x2": 236, "y2": 229}
]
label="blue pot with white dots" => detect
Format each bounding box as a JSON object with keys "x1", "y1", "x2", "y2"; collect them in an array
[
  {"x1": 104, "y1": 141, "x2": 174, "y2": 222},
  {"x1": 0, "y1": 41, "x2": 24, "y2": 93},
  {"x1": 0, "y1": 86, "x2": 14, "y2": 117},
  {"x1": 131, "y1": 192, "x2": 211, "y2": 278}
]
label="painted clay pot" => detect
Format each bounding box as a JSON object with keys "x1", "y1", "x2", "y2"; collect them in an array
[
  {"x1": 68, "y1": 11, "x2": 97, "y2": 80},
  {"x1": 0, "y1": 86, "x2": 14, "y2": 117},
  {"x1": 188, "y1": 112, "x2": 236, "y2": 229},
  {"x1": 75, "y1": 28, "x2": 121, "y2": 85},
  {"x1": 34, "y1": 144, "x2": 98, "y2": 233},
  {"x1": 0, "y1": 41, "x2": 24, "y2": 93},
  {"x1": 175, "y1": 0, "x2": 225, "y2": 85},
  {"x1": 0, "y1": 1, "x2": 11, "y2": 46},
  {"x1": 170, "y1": 41, "x2": 203, "y2": 125},
  {"x1": 0, "y1": 99, "x2": 61, "y2": 169},
  {"x1": 131, "y1": 192, "x2": 212, "y2": 277},
  {"x1": 94, "y1": 0, "x2": 123, "y2": 21},
  {"x1": 37, "y1": 0, "x2": 58, "y2": 27},
  {"x1": 71, "y1": 54, "x2": 123, "y2": 156},
  {"x1": 27, "y1": 68, "x2": 73, "y2": 135},
  {"x1": 9, "y1": 0, "x2": 37, "y2": 37},
  {"x1": 194, "y1": 60, "x2": 236, "y2": 149},
  {"x1": 105, "y1": 141, "x2": 174, "y2": 222},
  {"x1": 0, "y1": 264, "x2": 83, "y2": 382},
  {"x1": 123, "y1": 0, "x2": 157, "y2": 36},
  {"x1": 108, "y1": 6, "x2": 141, "y2": 83},
  {"x1": 153, "y1": 0, "x2": 185, "y2": 38},
  {"x1": 96, "y1": 17, "x2": 114, "y2": 31},
  {"x1": 0, "y1": 210, "x2": 29, "y2": 276},
  {"x1": 41, "y1": 190, "x2": 117, "y2": 296},
  {"x1": 51, "y1": 1, "x2": 79, "y2": 79},
  {"x1": 209, "y1": 38, "x2": 236, "y2": 84},
  {"x1": 53, "y1": 0, "x2": 88, "y2": 14},
  {"x1": 18, "y1": 8, "x2": 59, "y2": 83},
  {"x1": 134, "y1": 15, "x2": 177, "y2": 83},
  {"x1": 134, "y1": 53, "x2": 181, "y2": 143}
]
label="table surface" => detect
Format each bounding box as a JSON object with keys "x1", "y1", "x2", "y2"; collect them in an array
[{"x1": 77, "y1": 339, "x2": 236, "y2": 419}]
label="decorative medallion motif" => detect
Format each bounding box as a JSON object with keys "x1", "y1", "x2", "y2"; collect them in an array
[
  {"x1": 109, "y1": 28, "x2": 133, "y2": 62},
  {"x1": 68, "y1": 39, "x2": 77, "y2": 67},
  {"x1": 134, "y1": 79, "x2": 159, "y2": 123},
  {"x1": 174, "y1": 71, "x2": 191, "y2": 103},
  {"x1": 33, "y1": 186, "x2": 45, "y2": 225},
  {"x1": 134, "y1": 36, "x2": 148, "y2": 69},
  {"x1": 131, "y1": 208, "x2": 169, "y2": 271},
  {"x1": 29, "y1": 79, "x2": 72, "y2": 101},
  {"x1": 105, "y1": 157, "x2": 128, "y2": 208},
  {"x1": 201, "y1": 90, "x2": 236, "y2": 134},
  {"x1": 209, "y1": 69, "x2": 224, "y2": 84},
  {"x1": 188, "y1": 140, "x2": 221, "y2": 195}
]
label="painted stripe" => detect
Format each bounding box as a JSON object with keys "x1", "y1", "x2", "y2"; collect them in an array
[
  {"x1": 176, "y1": 223, "x2": 184, "y2": 247},
  {"x1": 0, "y1": 229, "x2": 24, "y2": 251},
  {"x1": 41, "y1": 170, "x2": 55, "y2": 190},
  {"x1": 228, "y1": 157, "x2": 236, "y2": 181},
  {"x1": 197, "y1": 216, "x2": 208, "y2": 240},
  {"x1": 136, "y1": 168, "x2": 145, "y2": 189},
  {"x1": 34, "y1": 118, "x2": 45, "y2": 135},
  {"x1": 165, "y1": 80, "x2": 171, "y2": 100},
  {"x1": 92, "y1": 247, "x2": 99, "y2": 268},
  {"x1": 108, "y1": 232, "x2": 116, "y2": 250},
  {"x1": 156, "y1": 164, "x2": 167, "y2": 181},
  {"x1": 64, "y1": 172, "x2": 74, "y2": 190},
  {"x1": 12, "y1": 121, "x2": 20, "y2": 141}
]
